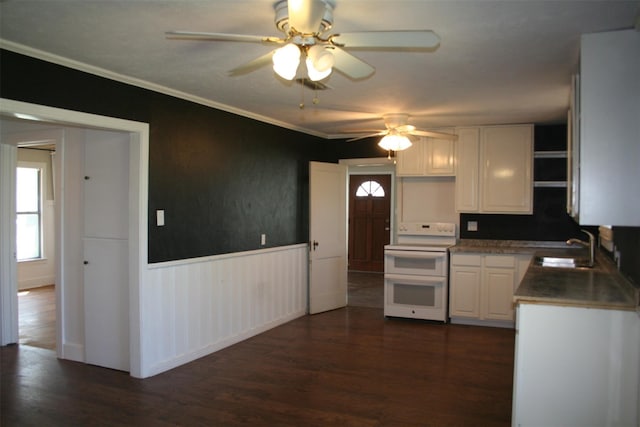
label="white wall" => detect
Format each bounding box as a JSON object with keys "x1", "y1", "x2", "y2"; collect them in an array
[
  {"x1": 56, "y1": 128, "x2": 87, "y2": 361},
  {"x1": 141, "y1": 244, "x2": 308, "y2": 378}
]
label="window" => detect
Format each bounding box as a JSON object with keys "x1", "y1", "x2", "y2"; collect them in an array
[
  {"x1": 16, "y1": 166, "x2": 42, "y2": 261},
  {"x1": 355, "y1": 180, "x2": 385, "y2": 197}
]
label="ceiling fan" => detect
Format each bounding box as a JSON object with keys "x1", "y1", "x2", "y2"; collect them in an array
[
  {"x1": 344, "y1": 113, "x2": 457, "y2": 151},
  {"x1": 166, "y1": 0, "x2": 441, "y2": 82}
]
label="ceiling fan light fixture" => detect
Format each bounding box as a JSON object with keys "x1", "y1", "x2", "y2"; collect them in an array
[
  {"x1": 305, "y1": 45, "x2": 334, "y2": 81},
  {"x1": 378, "y1": 134, "x2": 412, "y2": 151},
  {"x1": 273, "y1": 43, "x2": 301, "y2": 80}
]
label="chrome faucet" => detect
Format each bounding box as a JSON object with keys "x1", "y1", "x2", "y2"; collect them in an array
[{"x1": 566, "y1": 229, "x2": 596, "y2": 267}]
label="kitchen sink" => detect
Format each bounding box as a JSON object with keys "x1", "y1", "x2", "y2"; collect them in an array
[{"x1": 534, "y1": 256, "x2": 595, "y2": 269}]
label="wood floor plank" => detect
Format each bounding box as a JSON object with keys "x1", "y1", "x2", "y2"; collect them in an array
[
  {"x1": 4, "y1": 277, "x2": 515, "y2": 425},
  {"x1": 2, "y1": 306, "x2": 514, "y2": 426}
]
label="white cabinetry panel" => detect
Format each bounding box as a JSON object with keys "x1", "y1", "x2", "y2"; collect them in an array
[
  {"x1": 397, "y1": 135, "x2": 455, "y2": 177},
  {"x1": 575, "y1": 29, "x2": 640, "y2": 226},
  {"x1": 455, "y1": 125, "x2": 533, "y2": 214},
  {"x1": 450, "y1": 252, "x2": 530, "y2": 327},
  {"x1": 480, "y1": 126, "x2": 533, "y2": 213}
]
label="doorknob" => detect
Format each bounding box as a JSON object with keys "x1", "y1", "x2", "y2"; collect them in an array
[{"x1": 312, "y1": 240, "x2": 319, "y2": 251}]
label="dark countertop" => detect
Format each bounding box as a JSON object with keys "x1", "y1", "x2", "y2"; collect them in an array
[
  {"x1": 450, "y1": 239, "x2": 639, "y2": 311},
  {"x1": 450, "y1": 239, "x2": 569, "y2": 254}
]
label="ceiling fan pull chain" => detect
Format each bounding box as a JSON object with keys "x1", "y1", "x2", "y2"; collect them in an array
[{"x1": 299, "y1": 79, "x2": 305, "y2": 109}]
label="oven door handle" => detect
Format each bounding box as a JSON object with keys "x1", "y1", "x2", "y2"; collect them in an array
[
  {"x1": 384, "y1": 273, "x2": 445, "y2": 285},
  {"x1": 384, "y1": 250, "x2": 446, "y2": 259}
]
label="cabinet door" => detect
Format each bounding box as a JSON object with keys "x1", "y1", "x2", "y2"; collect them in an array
[
  {"x1": 449, "y1": 266, "x2": 481, "y2": 318},
  {"x1": 480, "y1": 125, "x2": 533, "y2": 213},
  {"x1": 395, "y1": 138, "x2": 425, "y2": 176},
  {"x1": 425, "y1": 137, "x2": 455, "y2": 176},
  {"x1": 454, "y1": 127, "x2": 480, "y2": 211},
  {"x1": 579, "y1": 30, "x2": 640, "y2": 226},
  {"x1": 482, "y1": 267, "x2": 515, "y2": 320}
]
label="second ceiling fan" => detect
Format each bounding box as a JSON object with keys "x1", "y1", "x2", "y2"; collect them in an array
[
  {"x1": 166, "y1": 0, "x2": 441, "y2": 82},
  {"x1": 344, "y1": 113, "x2": 457, "y2": 151}
]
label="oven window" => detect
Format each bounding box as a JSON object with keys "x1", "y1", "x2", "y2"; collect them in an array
[
  {"x1": 394, "y1": 257, "x2": 436, "y2": 270},
  {"x1": 393, "y1": 284, "x2": 436, "y2": 306}
]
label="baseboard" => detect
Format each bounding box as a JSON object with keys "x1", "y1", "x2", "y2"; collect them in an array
[
  {"x1": 62, "y1": 342, "x2": 84, "y2": 362},
  {"x1": 450, "y1": 317, "x2": 515, "y2": 329}
]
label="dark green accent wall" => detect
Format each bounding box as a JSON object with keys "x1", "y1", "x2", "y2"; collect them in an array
[{"x1": 0, "y1": 49, "x2": 381, "y2": 262}]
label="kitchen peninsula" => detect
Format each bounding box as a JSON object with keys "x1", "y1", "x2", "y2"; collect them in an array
[
  {"x1": 450, "y1": 238, "x2": 639, "y2": 425},
  {"x1": 511, "y1": 247, "x2": 639, "y2": 426}
]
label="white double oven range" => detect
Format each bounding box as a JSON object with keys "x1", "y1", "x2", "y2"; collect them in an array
[{"x1": 383, "y1": 222, "x2": 457, "y2": 322}]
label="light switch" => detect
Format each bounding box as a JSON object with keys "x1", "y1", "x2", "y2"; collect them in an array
[
  {"x1": 157, "y1": 210, "x2": 165, "y2": 226},
  {"x1": 467, "y1": 221, "x2": 478, "y2": 232}
]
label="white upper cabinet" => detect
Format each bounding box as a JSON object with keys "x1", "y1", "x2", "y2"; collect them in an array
[
  {"x1": 574, "y1": 29, "x2": 640, "y2": 226},
  {"x1": 455, "y1": 124, "x2": 533, "y2": 214},
  {"x1": 396, "y1": 134, "x2": 455, "y2": 176}
]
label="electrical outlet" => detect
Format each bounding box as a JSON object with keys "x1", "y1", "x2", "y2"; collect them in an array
[
  {"x1": 467, "y1": 221, "x2": 478, "y2": 232},
  {"x1": 261, "y1": 234, "x2": 266, "y2": 246},
  {"x1": 156, "y1": 210, "x2": 165, "y2": 226}
]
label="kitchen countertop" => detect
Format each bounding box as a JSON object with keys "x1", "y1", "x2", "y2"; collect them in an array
[
  {"x1": 450, "y1": 239, "x2": 568, "y2": 254},
  {"x1": 450, "y1": 239, "x2": 639, "y2": 311}
]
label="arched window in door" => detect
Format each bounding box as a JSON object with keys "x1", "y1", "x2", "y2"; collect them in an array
[{"x1": 355, "y1": 180, "x2": 385, "y2": 197}]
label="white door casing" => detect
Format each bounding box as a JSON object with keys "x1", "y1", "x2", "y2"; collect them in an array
[
  {"x1": 308, "y1": 161, "x2": 348, "y2": 314},
  {"x1": 0, "y1": 144, "x2": 18, "y2": 345},
  {"x1": 0, "y1": 98, "x2": 148, "y2": 378}
]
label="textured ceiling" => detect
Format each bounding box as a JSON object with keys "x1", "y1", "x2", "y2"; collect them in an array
[{"x1": 1, "y1": 1, "x2": 639, "y2": 138}]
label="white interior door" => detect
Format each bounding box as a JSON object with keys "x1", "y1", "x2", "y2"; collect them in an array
[
  {"x1": 83, "y1": 130, "x2": 130, "y2": 371},
  {"x1": 309, "y1": 161, "x2": 347, "y2": 314}
]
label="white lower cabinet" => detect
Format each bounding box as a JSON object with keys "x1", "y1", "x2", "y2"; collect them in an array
[
  {"x1": 512, "y1": 304, "x2": 640, "y2": 426},
  {"x1": 449, "y1": 252, "x2": 531, "y2": 327}
]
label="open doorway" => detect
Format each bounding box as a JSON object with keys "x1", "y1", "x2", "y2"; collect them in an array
[
  {"x1": 341, "y1": 159, "x2": 395, "y2": 309},
  {"x1": 3, "y1": 127, "x2": 61, "y2": 352},
  {"x1": 17, "y1": 141, "x2": 58, "y2": 351}
]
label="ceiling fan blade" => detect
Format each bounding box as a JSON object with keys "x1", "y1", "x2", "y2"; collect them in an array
[
  {"x1": 346, "y1": 132, "x2": 386, "y2": 142},
  {"x1": 288, "y1": 0, "x2": 326, "y2": 34},
  {"x1": 410, "y1": 129, "x2": 458, "y2": 140},
  {"x1": 331, "y1": 30, "x2": 440, "y2": 50},
  {"x1": 396, "y1": 124, "x2": 416, "y2": 133},
  {"x1": 328, "y1": 46, "x2": 375, "y2": 80},
  {"x1": 166, "y1": 31, "x2": 283, "y2": 44},
  {"x1": 228, "y1": 51, "x2": 276, "y2": 76}
]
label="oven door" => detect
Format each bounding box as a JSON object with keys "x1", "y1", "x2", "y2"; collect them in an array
[
  {"x1": 384, "y1": 274, "x2": 447, "y2": 322},
  {"x1": 384, "y1": 249, "x2": 447, "y2": 276}
]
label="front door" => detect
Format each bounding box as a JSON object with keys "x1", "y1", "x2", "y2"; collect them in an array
[
  {"x1": 348, "y1": 174, "x2": 391, "y2": 272},
  {"x1": 308, "y1": 161, "x2": 347, "y2": 314}
]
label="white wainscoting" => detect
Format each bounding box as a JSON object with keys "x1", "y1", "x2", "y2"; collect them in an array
[{"x1": 142, "y1": 244, "x2": 308, "y2": 377}]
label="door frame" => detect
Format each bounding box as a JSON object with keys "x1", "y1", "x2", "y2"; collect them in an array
[{"x1": 0, "y1": 98, "x2": 149, "y2": 378}]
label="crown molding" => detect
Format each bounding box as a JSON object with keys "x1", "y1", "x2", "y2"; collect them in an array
[{"x1": 0, "y1": 39, "x2": 328, "y2": 139}]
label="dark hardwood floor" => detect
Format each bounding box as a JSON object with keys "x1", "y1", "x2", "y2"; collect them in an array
[
  {"x1": 348, "y1": 271, "x2": 384, "y2": 309},
  {"x1": 2, "y1": 299, "x2": 516, "y2": 426}
]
